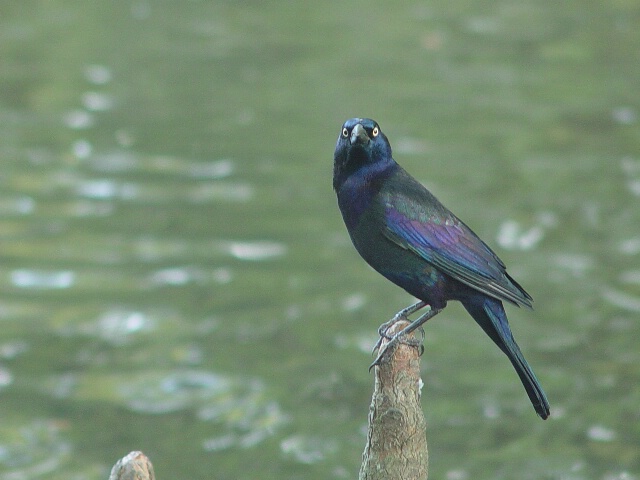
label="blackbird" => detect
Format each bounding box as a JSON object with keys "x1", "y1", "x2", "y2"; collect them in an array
[{"x1": 333, "y1": 118, "x2": 549, "y2": 419}]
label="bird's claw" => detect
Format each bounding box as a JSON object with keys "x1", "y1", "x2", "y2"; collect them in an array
[
  {"x1": 370, "y1": 301, "x2": 431, "y2": 368},
  {"x1": 372, "y1": 320, "x2": 426, "y2": 354},
  {"x1": 371, "y1": 313, "x2": 408, "y2": 353}
]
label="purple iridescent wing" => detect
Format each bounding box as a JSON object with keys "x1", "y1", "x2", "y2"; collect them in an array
[{"x1": 381, "y1": 183, "x2": 532, "y2": 308}]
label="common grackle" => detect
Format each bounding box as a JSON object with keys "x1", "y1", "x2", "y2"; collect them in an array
[{"x1": 333, "y1": 118, "x2": 550, "y2": 419}]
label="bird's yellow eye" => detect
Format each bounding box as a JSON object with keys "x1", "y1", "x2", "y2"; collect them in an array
[
  {"x1": 342, "y1": 127, "x2": 349, "y2": 137},
  {"x1": 372, "y1": 126, "x2": 379, "y2": 137}
]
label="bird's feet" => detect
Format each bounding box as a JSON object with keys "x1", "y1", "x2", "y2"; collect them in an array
[
  {"x1": 371, "y1": 300, "x2": 427, "y2": 353},
  {"x1": 369, "y1": 304, "x2": 443, "y2": 371},
  {"x1": 369, "y1": 328, "x2": 424, "y2": 371},
  {"x1": 369, "y1": 301, "x2": 428, "y2": 371}
]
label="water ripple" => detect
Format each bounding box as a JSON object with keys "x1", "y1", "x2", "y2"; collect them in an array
[
  {"x1": 95, "y1": 310, "x2": 155, "y2": 343},
  {"x1": 63, "y1": 109, "x2": 94, "y2": 130},
  {"x1": 50, "y1": 369, "x2": 293, "y2": 450},
  {"x1": 602, "y1": 288, "x2": 640, "y2": 313},
  {"x1": 551, "y1": 253, "x2": 594, "y2": 277},
  {"x1": 0, "y1": 367, "x2": 13, "y2": 390},
  {"x1": 618, "y1": 238, "x2": 640, "y2": 255},
  {"x1": 81, "y1": 91, "x2": 114, "y2": 112},
  {"x1": 587, "y1": 424, "x2": 616, "y2": 442},
  {"x1": 187, "y1": 182, "x2": 254, "y2": 203},
  {"x1": 10, "y1": 269, "x2": 75, "y2": 290},
  {"x1": 84, "y1": 64, "x2": 112, "y2": 85},
  {"x1": 226, "y1": 241, "x2": 287, "y2": 261},
  {"x1": 280, "y1": 434, "x2": 337, "y2": 464},
  {"x1": 497, "y1": 221, "x2": 544, "y2": 251},
  {"x1": 188, "y1": 159, "x2": 234, "y2": 179},
  {"x1": 0, "y1": 420, "x2": 72, "y2": 478},
  {"x1": 620, "y1": 270, "x2": 640, "y2": 284},
  {"x1": 0, "y1": 196, "x2": 35, "y2": 215},
  {"x1": 76, "y1": 179, "x2": 138, "y2": 200}
]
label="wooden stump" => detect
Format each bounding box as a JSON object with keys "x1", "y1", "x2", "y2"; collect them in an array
[{"x1": 359, "y1": 320, "x2": 428, "y2": 480}]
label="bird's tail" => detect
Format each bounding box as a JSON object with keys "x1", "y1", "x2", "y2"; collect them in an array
[{"x1": 463, "y1": 297, "x2": 550, "y2": 419}]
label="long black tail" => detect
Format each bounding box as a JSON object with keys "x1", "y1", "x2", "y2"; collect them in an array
[{"x1": 463, "y1": 296, "x2": 550, "y2": 419}]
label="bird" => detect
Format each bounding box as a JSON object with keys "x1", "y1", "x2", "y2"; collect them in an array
[{"x1": 333, "y1": 117, "x2": 550, "y2": 419}]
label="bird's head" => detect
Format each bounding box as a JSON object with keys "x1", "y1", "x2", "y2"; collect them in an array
[{"x1": 333, "y1": 118, "x2": 394, "y2": 191}]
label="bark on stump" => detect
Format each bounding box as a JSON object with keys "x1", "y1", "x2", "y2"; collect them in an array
[{"x1": 359, "y1": 320, "x2": 428, "y2": 480}]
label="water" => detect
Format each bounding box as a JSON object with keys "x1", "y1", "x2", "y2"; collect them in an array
[{"x1": 1, "y1": 1, "x2": 639, "y2": 479}]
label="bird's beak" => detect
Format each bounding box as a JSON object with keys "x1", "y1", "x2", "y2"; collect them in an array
[{"x1": 350, "y1": 123, "x2": 369, "y2": 145}]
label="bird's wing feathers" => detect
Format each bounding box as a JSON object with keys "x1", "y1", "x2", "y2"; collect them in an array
[{"x1": 382, "y1": 187, "x2": 532, "y2": 308}]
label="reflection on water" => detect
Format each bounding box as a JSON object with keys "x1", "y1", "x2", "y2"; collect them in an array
[
  {"x1": 225, "y1": 241, "x2": 287, "y2": 261},
  {"x1": 280, "y1": 434, "x2": 338, "y2": 465},
  {"x1": 1, "y1": 1, "x2": 640, "y2": 479},
  {"x1": 603, "y1": 288, "x2": 640, "y2": 313},
  {"x1": 0, "y1": 420, "x2": 72, "y2": 479},
  {"x1": 41, "y1": 367, "x2": 290, "y2": 452},
  {"x1": 496, "y1": 218, "x2": 547, "y2": 251},
  {"x1": 11, "y1": 269, "x2": 76, "y2": 289}
]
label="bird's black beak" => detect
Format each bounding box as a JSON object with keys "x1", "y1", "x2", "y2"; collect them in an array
[{"x1": 350, "y1": 123, "x2": 369, "y2": 145}]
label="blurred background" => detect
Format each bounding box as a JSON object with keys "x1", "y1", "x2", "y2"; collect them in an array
[{"x1": 1, "y1": 1, "x2": 639, "y2": 479}]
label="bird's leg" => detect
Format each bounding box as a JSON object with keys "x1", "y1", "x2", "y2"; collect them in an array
[
  {"x1": 370, "y1": 306, "x2": 443, "y2": 370},
  {"x1": 378, "y1": 300, "x2": 427, "y2": 337},
  {"x1": 372, "y1": 300, "x2": 427, "y2": 353}
]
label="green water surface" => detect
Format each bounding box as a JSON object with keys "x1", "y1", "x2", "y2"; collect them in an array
[{"x1": 1, "y1": 1, "x2": 639, "y2": 479}]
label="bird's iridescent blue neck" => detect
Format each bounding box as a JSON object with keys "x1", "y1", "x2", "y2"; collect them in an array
[{"x1": 335, "y1": 157, "x2": 398, "y2": 231}]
